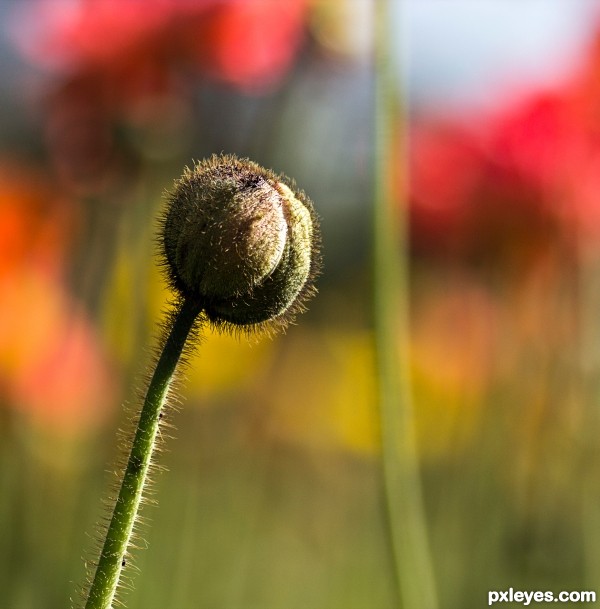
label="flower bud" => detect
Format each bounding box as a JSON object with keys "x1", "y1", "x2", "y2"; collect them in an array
[{"x1": 160, "y1": 154, "x2": 320, "y2": 328}]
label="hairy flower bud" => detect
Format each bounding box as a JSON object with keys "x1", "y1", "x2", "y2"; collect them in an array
[{"x1": 160, "y1": 154, "x2": 320, "y2": 328}]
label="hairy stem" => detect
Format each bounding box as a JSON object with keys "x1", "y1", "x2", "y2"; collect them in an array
[{"x1": 84, "y1": 297, "x2": 201, "y2": 609}]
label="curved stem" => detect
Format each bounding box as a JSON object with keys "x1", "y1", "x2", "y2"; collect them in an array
[{"x1": 84, "y1": 297, "x2": 201, "y2": 609}]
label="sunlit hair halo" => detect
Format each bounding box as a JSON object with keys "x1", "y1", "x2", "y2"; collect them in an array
[
  {"x1": 160, "y1": 153, "x2": 321, "y2": 332},
  {"x1": 80, "y1": 155, "x2": 320, "y2": 609}
]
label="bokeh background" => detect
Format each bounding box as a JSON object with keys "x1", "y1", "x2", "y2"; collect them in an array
[{"x1": 2, "y1": 1, "x2": 600, "y2": 608}]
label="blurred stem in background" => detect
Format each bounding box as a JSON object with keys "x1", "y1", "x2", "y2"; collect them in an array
[{"x1": 373, "y1": 2, "x2": 438, "y2": 608}]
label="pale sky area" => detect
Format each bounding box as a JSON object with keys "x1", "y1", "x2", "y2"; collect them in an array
[{"x1": 402, "y1": 0, "x2": 600, "y2": 110}]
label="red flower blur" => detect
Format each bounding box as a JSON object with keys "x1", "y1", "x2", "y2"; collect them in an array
[
  {"x1": 12, "y1": 0, "x2": 307, "y2": 89},
  {"x1": 410, "y1": 26, "x2": 600, "y2": 264},
  {"x1": 9, "y1": 0, "x2": 308, "y2": 194},
  {"x1": 409, "y1": 118, "x2": 556, "y2": 269},
  {"x1": 0, "y1": 161, "x2": 113, "y2": 433}
]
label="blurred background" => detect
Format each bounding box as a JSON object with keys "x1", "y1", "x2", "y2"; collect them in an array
[{"x1": 2, "y1": 0, "x2": 600, "y2": 608}]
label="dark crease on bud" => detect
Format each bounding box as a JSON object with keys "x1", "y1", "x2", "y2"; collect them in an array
[{"x1": 160, "y1": 154, "x2": 320, "y2": 329}]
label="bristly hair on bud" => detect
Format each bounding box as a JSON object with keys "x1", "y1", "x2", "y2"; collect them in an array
[
  {"x1": 79, "y1": 155, "x2": 320, "y2": 609},
  {"x1": 159, "y1": 153, "x2": 321, "y2": 334}
]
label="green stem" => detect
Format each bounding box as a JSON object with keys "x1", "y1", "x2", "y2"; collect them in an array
[
  {"x1": 84, "y1": 297, "x2": 201, "y2": 609},
  {"x1": 373, "y1": 2, "x2": 438, "y2": 609}
]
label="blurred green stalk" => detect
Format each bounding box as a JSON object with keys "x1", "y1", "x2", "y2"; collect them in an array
[{"x1": 373, "y1": 3, "x2": 438, "y2": 608}]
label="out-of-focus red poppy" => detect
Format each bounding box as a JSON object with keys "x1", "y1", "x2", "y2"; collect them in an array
[
  {"x1": 483, "y1": 90, "x2": 600, "y2": 239},
  {"x1": 410, "y1": 25, "x2": 600, "y2": 260},
  {"x1": 409, "y1": 121, "x2": 485, "y2": 257},
  {"x1": 197, "y1": 1, "x2": 307, "y2": 90},
  {"x1": 0, "y1": 162, "x2": 113, "y2": 433},
  {"x1": 11, "y1": 0, "x2": 308, "y2": 91},
  {"x1": 0, "y1": 271, "x2": 114, "y2": 434},
  {"x1": 9, "y1": 0, "x2": 309, "y2": 193},
  {"x1": 409, "y1": 118, "x2": 557, "y2": 268}
]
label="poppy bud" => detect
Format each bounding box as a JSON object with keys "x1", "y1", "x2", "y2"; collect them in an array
[{"x1": 161, "y1": 154, "x2": 320, "y2": 328}]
